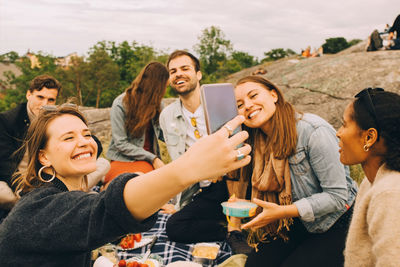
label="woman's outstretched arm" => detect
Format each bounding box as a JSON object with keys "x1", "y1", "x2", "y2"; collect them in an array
[{"x1": 123, "y1": 115, "x2": 251, "y2": 221}]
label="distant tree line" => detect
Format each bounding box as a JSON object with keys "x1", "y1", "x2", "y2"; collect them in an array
[
  {"x1": 322, "y1": 37, "x2": 362, "y2": 54},
  {"x1": 0, "y1": 26, "x2": 362, "y2": 111}
]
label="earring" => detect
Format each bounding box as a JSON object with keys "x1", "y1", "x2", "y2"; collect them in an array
[
  {"x1": 363, "y1": 145, "x2": 370, "y2": 152},
  {"x1": 38, "y1": 165, "x2": 56, "y2": 183}
]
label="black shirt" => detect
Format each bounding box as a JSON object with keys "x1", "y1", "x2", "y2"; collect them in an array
[{"x1": 389, "y1": 14, "x2": 400, "y2": 36}]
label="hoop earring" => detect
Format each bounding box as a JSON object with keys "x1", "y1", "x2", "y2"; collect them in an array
[
  {"x1": 38, "y1": 166, "x2": 56, "y2": 183},
  {"x1": 363, "y1": 145, "x2": 370, "y2": 152}
]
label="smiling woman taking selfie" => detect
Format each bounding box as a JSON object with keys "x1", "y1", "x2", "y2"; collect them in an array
[
  {"x1": 229, "y1": 76, "x2": 358, "y2": 267},
  {"x1": 0, "y1": 106, "x2": 251, "y2": 266},
  {"x1": 337, "y1": 88, "x2": 400, "y2": 266}
]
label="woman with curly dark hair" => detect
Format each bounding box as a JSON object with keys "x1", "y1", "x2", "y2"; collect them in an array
[{"x1": 337, "y1": 88, "x2": 400, "y2": 266}]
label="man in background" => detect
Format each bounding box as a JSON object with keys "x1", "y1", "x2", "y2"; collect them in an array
[{"x1": 0, "y1": 74, "x2": 109, "y2": 221}]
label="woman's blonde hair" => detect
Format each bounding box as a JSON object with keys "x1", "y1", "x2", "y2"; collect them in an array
[{"x1": 13, "y1": 105, "x2": 88, "y2": 195}]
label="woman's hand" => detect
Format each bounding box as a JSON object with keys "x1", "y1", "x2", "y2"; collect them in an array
[
  {"x1": 175, "y1": 115, "x2": 251, "y2": 185},
  {"x1": 241, "y1": 198, "x2": 299, "y2": 230},
  {"x1": 123, "y1": 115, "x2": 251, "y2": 221},
  {"x1": 160, "y1": 203, "x2": 176, "y2": 214}
]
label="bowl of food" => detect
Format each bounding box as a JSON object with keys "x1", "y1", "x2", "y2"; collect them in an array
[
  {"x1": 221, "y1": 201, "x2": 257, "y2": 217},
  {"x1": 118, "y1": 254, "x2": 163, "y2": 267},
  {"x1": 191, "y1": 243, "x2": 220, "y2": 265}
]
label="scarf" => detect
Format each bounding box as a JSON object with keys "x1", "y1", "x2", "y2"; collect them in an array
[{"x1": 248, "y1": 130, "x2": 293, "y2": 244}]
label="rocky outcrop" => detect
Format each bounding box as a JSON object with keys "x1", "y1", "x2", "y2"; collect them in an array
[
  {"x1": 80, "y1": 99, "x2": 176, "y2": 151},
  {"x1": 82, "y1": 48, "x2": 400, "y2": 144},
  {"x1": 80, "y1": 107, "x2": 111, "y2": 150},
  {"x1": 0, "y1": 63, "x2": 22, "y2": 90},
  {"x1": 225, "y1": 50, "x2": 400, "y2": 129}
]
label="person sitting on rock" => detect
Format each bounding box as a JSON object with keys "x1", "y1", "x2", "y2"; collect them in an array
[
  {"x1": 301, "y1": 46, "x2": 311, "y2": 57},
  {"x1": 367, "y1": 14, "x2": 400, "y2": 51},
  {"x1": 388, "y1": 14, "x2": 400, "y2": 50}
]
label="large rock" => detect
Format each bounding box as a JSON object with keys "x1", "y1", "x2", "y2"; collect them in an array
[
  {"x1": 225, "y1": 50, "x2": 400, "y2": 129},
  {"x1": 83, "y1": 49, "x2": 400, "y2": 141},
  {"x1": 80, "y1": 107, "x2": 111, "y2": 150}
]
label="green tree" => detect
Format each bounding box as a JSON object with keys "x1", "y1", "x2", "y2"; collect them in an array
[
  {"x1": 0, "y1": 51, "x2": 19, "y2": 63},
  {"x1": 0, "y1": 53, "x2": 59, "y2": 111},
  {"x1": 348, "y1": 39, "x2": 362, "y2": 47},
  {"x1": 231, "y1": 51, "x2": 258, "y2": 69},
  {"x1": 85, "y1": 47, "x2": 120, "y2": 108},
  {"x1": 55, "y1": 56, "x2": 88, "y2": 105},
  {"x1": 194, "y1": 26, "x2": 233, "y2": 79},
  {"x1": 93, "y1": 41, "x2": 169, "y2": 90},
  {"x1": 322, "y1": 37, "x2": 350, "y2": 54},
  {"x1": 262, "y1": 48, "x2": 296, "y2": 62}
]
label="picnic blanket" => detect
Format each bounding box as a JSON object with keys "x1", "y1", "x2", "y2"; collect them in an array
[{"x1": 118, "y1": 212, "x2": 233, "y2": 266}]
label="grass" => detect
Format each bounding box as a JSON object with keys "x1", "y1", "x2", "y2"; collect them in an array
[{"x1": 349, "y1": 164, "x2": 365, "y2": 185}]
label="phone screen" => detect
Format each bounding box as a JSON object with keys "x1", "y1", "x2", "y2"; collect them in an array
[{"x1": 200, "y1": 83, "x2": 241, "y2": 135}]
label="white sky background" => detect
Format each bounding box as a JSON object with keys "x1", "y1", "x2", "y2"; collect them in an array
[{"x1": 0, "y1": 0, "x2": 399, "y2": 59}]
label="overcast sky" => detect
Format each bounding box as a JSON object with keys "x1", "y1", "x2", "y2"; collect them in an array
[{"x1": 0, "y1": 0, "x2": 399, "y2": 59}]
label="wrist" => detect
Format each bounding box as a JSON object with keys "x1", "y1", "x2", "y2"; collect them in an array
[
  {"x1": 167, "y1": 157, "x2": 197, "y2": 188},
  {"x1": 282, "y1": 204, "x2": 299, "y2": 219}
]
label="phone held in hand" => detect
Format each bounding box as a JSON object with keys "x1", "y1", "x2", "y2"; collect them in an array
[{"x1": 200, "y1": 83, "x2": 241, "y2": 136}]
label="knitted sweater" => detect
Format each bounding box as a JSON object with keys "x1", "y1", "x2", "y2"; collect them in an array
[
  {"x1": 344, "y1": 165, "x2": 400, "y2": 267},
  {"x1": 0, "y1": 173, "x2": 157, "y2": 266}
]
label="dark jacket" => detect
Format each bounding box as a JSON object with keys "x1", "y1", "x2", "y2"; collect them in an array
[
  {"x1": 0, "y1": 103, "x2": 30, "y2": 187},
  {"x1": 389, "y1": 14, "x2": 400, "y2": 35},
  {"x1": 0, "y1": 173, "x2": 157, "y2": 266}
]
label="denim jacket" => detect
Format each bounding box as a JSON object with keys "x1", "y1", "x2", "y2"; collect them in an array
[
  {"x1": 291, "y1": 113, "x2": 358, "y2": 233},
  {"x1": 159, "y1": 99, "x2": 186, "y2": 161},
  {"x1": 106, "y1": 93, "x2": 163, "y2": 163}
]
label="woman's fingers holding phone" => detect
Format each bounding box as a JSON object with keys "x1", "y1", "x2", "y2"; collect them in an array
[
  {"x1": 219, "y1": 115, "x2": 251, "y2": 166},
  {"x1": 176, "y1": 115, "x2": 251, "y2": 183},
  {"x1": 218, "y1": 115, "x2": 245, "y2": 137},
  {"x1": 233, "y1": 144, "x2": 251, "y2": 162}
]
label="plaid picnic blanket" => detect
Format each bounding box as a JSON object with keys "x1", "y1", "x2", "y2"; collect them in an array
[{"x1": 117, "y1": 212, "x2": 233, "y2": 266}]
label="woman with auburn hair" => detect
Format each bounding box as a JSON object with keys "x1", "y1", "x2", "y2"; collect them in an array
[
  {"x1": 337, "y1": 88, "x2": 400, "y2": 266},
  {"x1": 105, "y1": 62, "x2": 169, "y2": 186},
  {"x1": 0, "y1": 105, "x2": 251, "y2": 266},
  {"x1": 229, "y1": 76, "x2": 358, "y2": 266}
]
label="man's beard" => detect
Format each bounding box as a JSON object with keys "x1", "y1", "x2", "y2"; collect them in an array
[{"x1": 171, "y1": 81, "x2": 197, "y2": 96}]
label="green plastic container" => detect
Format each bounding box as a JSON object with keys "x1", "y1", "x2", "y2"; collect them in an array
[{"x1": 221, "y1": 201, "x2": 257, "y2": 217}]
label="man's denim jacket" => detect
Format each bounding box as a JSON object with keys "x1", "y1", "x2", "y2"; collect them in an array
[
  {"x1": 106, "y1": 93, "x2": 163, "y2": 163},
  {"x1": 291, "y1": 113, "x2": 358, "y2": 233},
  {"x1": 159, "y1": 99, "x2": 201, "y2": 209},
  {"x1": 159, "y1": 99, "x2": 186, "y2": 161}
]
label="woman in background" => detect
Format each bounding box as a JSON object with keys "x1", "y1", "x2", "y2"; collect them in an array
[
  {"x1": 0, "y1": 105, "x2": 251, "y2": 266},
  {"x1": 229, "y1": 76, "x2": 357, "y2": 267},
  {"x1": 105, "y1": 62, "x2": 169, "y2": 186},
  {"x1": 337, "y1": 88, "x2": 400, "y2": 266}
]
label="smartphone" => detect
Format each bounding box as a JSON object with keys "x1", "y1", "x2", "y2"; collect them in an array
[{"x1": 200, "y1": 83, "x2": 241, "y2": 135}]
